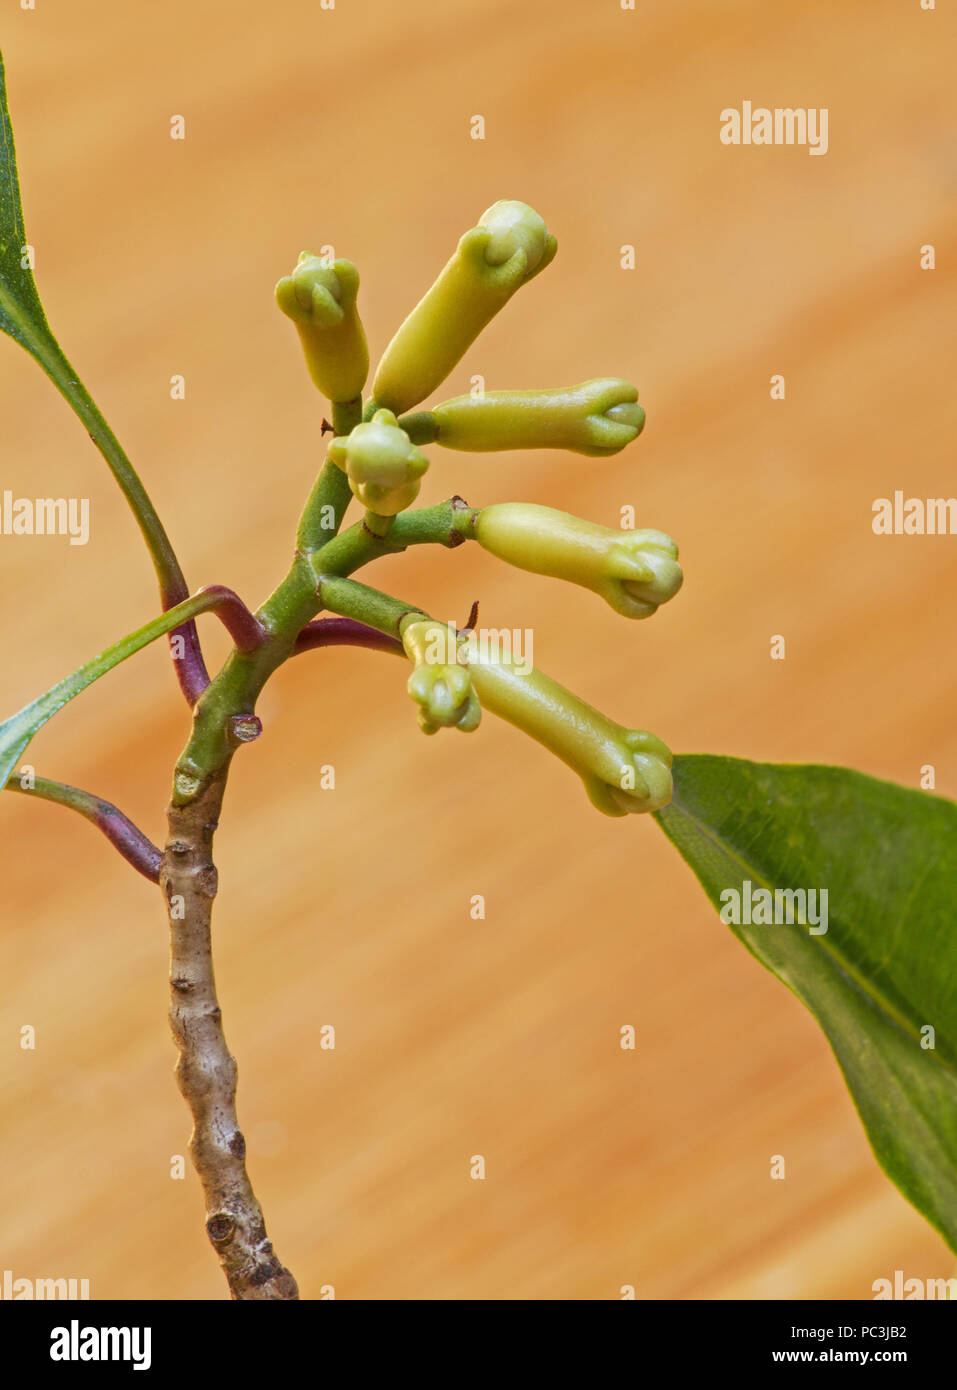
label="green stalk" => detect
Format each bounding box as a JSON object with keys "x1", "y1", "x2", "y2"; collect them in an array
[
  {"x1": 316, "y1": 575, "x2": 426, "y2": 639},
  {"x1": 4, "y1": 772, "x2": 161, "y2": 881},
  {"x1": 9, "y1": 323, "x2": 208, "y2": 701},
  {"x1": 0, "y1": 588, "x2": 256, "y2": 788},
  {"x1": 315, "y1": 498, "x2": 478, "y2": 577},
  {"x1": 20, "y1": 328, "x2": 188, "y2": 606},
  {"x1": 295, "y1": 398, "x2": 362, "y2": 554}
]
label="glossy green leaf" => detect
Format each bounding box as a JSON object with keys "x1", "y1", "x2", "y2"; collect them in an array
[
  {"x1": 0, "y1": 49, "x2": 55, "y2": 354},
  {"x1": 655, "y1": 754, "x2": 957, "y2": 1254}
]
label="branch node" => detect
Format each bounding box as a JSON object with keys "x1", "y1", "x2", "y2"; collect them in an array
[
  {"x1": 174, "y1": 771, "x2": 204, "y2": 802},
  {"x1": 228, "y1": 714, "x2": 263, "y2": 745},
  {"x1": 198, "y1": 866, "x2": 219, "y2": 899},
  {"x1": 206, "y1": 1213, "x2": 236, "y2": 1245}
]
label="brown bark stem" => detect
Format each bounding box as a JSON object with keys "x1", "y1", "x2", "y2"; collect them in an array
[{"x1": 160, "y1": 771, "x2": 298, "y2": 1300}]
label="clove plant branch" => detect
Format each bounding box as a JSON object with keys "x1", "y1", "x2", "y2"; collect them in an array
[{"x1": 0, "y1": 86, "x2": 665, "y2": 1294}]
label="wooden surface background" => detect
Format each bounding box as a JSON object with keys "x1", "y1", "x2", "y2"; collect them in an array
[{"x1": 1, "y1": 0, "x2": 955, "y2": 1299}]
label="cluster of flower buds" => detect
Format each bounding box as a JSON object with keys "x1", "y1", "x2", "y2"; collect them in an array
[{"x1": 276, "y1": 200, "x2": 682, "y2": 814}]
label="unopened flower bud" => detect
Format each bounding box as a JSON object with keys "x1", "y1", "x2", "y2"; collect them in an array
[
  {"x1": 275, "y1": 254, "x2": 369, "y2": 403},
  {"x1": 465, "y1": 650, "x2": 672, "y2": 814},
  {"x1": 474, "y1": 503, "x2": 682, "y2": 619},
  {"x1": 401, "y1": 618, "x2": 481, "y2": 734},
  {"x1": 371, "y1": 200, "x2": 557, "y2": 416},
  {"x1": 433, "y1": 379, "x2": 645, "y2": 457},
  {"x1": 327, "y1": 409, "x2": 429, "y2": 517},
  {"x1": 480, "y1": 199, "x2": 551, "y2": 272}
]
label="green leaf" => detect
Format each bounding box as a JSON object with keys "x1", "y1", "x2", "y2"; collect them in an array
[
  {"x1": 0, "y1": 49, "x2": 54, "y2": 354},
  {"x1": 655, "y1": 755, "x2": 957, "y2": 1254},
  {"x1": 0, "y1": 590, "x2": 222, "y2": 788}
]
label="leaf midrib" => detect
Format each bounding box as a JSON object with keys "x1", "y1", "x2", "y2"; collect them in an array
[
  {"x1": 668, "y1": 787, "x2": 955, "y2": 1076},
  {"x1": 0, "y1": 57, "x2": 45, "y2": 338}
]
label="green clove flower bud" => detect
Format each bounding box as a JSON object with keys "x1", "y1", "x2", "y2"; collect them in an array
[
  {"x1": 401, "y1": 618, "x2": 481, "y2": 734},
  {"x1": 474, "y1": 503, "x2": 682, "y2": 619},
  {"x1": 275, "y1": 254, "x2": 369, "y2": 403},
  {"x1": 465, "y1": 647, "x2": 673, "y2": 815},
  {"x1": 432, "y1": 379, "x2": 645, "y2": 457},
  {"x1": 327, "y1": 409, "x2": 429, "y2": 517},
  {"x1": 371, "y1": 200, "x2": 558, "y2": 416}
]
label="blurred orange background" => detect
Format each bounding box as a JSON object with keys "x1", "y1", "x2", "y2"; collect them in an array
[{"x1": 1, "y1": 0, "x2": 955, "y2": 1299}]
